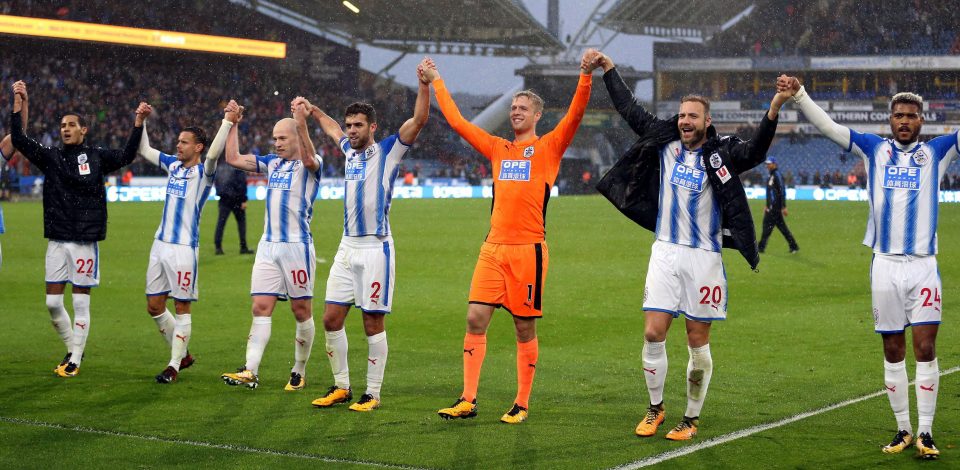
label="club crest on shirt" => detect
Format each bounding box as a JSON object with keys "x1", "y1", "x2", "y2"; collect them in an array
[
  {"x1": 523, "y1": 146, "x2": 535, "y2": 158},
  {"x1": 77, "y1": 153, "x2": 88, "y2": 165},
  {"x1": 709, "y1": 152, "x2": 722, "y2": 169},
  {"x1": 362, "y1": 145, "x2": 378, "y2": 161},
  {"x1": 913, "y1": 150, "x2": 928, "y2": 166}
]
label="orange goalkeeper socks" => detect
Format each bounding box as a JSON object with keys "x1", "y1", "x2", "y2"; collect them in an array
[
  {"x1": 461, "y1": 333, "x2": 487, "y2": 402},
  {"x1": 514, "y1": 337, "x2": 539, "y2": 409}
]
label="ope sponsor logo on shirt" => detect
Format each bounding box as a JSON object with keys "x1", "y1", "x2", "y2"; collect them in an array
[
  {"x1": 166, "y1": 176, "x2": 188, "y2": 198},
  {"x1": 499, "y1": 160, "x2": 531, "y2": 181},
  {"x1": 268, "y1": 171, "x2": 293, "y2": 190},
  {"x1": 882, "y1": 165, "x2": 921, "y2": 191},
  {"x1": 345, "y1": 160, "x2": 367, "y2": 181},
  {"x1": 669, "y1": 161, "x2": 706, "y2": 192}
]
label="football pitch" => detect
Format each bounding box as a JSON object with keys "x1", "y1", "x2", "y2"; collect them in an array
[{"x1": 0, "y1": 196, "x2": 957, "y2": 469}]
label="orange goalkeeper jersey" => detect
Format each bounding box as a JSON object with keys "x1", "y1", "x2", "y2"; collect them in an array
[{"x1": 433, "y1": 74, "x2": 592, "y2": 244}]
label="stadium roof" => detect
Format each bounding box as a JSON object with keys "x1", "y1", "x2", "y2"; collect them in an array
[
  {"x1": 598, "y1": 0, "x2": 756, "y2": 40},
  {"x1": 235, "y1": 0, "x2": 564, "y2": 56}
]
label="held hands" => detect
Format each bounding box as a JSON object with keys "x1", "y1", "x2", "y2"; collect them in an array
[
  {"x1": 224, "y1": 100, "x2": 244, "y2": 124},
  {"x1": 290, "y1": 96, "x2": 311, "y2": 123},
  {"x1": 580, "y1": 49, "x2": 601, "y2": 73},
  {"x1": 777, "y1": 74, "x2": 801, "y2": 95},
  {"x1": 418, "y1": 57, "x2": 439, "y2": 83},
  {"x1": 135, "y1": 101, "x2": 153, "y2": 126},
  {"x1": 12, "y1": 80, "x2": 27, "y2": 111}
]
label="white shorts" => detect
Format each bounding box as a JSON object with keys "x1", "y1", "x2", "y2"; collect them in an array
[
  {"x1": 251, "y1": 239, "x2": 316, "y2": 300},
  {"x1": 325, "y1": 236, "x2": 395, "y2": 314},
  {"x1": 642, "y1": 240, "x2": 727, "y2": 322},
  {"x1": 46, "y1": 240, "x2": 100, "y2": 288},
  {"x1": 871, "y1": 254, "x2": 941, "y2": 333},
  {"x1": 145, "y1": 240, "x2": 199, "y2": 301}
]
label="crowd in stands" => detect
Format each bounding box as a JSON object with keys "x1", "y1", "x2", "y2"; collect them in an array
[
  {"x1": 659, "y1": 0, "x2": 960, "y2": 58},
  {"x1": 0, "y1": 0, "x2": 500, "y2": 196}
]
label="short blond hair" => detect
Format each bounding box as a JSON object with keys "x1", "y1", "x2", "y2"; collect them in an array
[
  {"x1": 680, "y1": 94, "x2": 711, "y2": 115},
  {"x1": 513, "y1": 90, "x2": 544, "y2": 113}
]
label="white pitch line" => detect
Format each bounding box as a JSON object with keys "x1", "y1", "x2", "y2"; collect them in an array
[
  {"x1": 613, "y1": 365, "x2": 960, "y2": 469},
  {"x1": 0, "y1": 416, "x2": 432, "y2": 470}
]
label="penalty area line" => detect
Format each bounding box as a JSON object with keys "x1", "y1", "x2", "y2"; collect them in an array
[
  {"x1": 0, "y1": 416, "x2": 431, "y2": 470},
  {"x1": 612, "y1": 365, "x2": 960, "y2": 469}
]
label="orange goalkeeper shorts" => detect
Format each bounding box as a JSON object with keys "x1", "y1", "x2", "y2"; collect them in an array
[{"x1": 468, "y1": 241, "x2": 548, "y2": 318}]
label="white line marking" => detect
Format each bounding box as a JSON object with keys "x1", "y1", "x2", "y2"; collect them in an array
[
  {"x1": 613, "y1": 365, "x2": 959, "y2": 469},
  {"x1": 0, "y1": 416, "x2": 431, "y2": 470}
]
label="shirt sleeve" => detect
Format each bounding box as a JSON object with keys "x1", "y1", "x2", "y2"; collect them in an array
[
  {"x1": 158, "y1": 152, "x2": 176, "y2": 173},
  {"x1": 927, "y1": 131, "x2": 960, "y2": 164},
  {"x1": 545, "y1": 73, "x2": 592, "y2": 159},
  {"x1": 848, "y1": 130, "x2": 885, "y2": 161},
  {"x1": 432, "y1": 78, "x2": 499, "y2": 160},
  {"x1": 254, "y1": 154, "x2": 273, "y2": 174}
]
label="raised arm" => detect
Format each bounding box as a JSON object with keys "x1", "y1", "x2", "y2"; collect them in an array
[
  {"x1": 596, "y1": 52, "x2": 661, "y2": 137},
  {"x1": 136, "y1": 102, "x2": 161, "y2": 166},
  {"x1": 223, "y1": 100, "x2": 260, "y2": 172},
  {"x1": 2, "y1": 81, "x2": 28, "y2": 161},
  {"x1": 397, "y1": 62, "x2": 431, "y2": 144},
  {"x1": 547, "y1": 49, "x2": 595, "y2": 151},
  {"x1": 10, "y1": 80, "x2": 46, "y2": 167},
  {"x1": 420, "y1": 57, "x2": 497, "y2": 158},
  {"x1": 291, "y1": 98, "x2": 320, "y2": 172},
  {"x1": 303, "y1": 99, "x2": 346, "y2": 143},
  {"x1": 725, "y1": 88, "x2": 788, "y2": 173},
  {"x1": 202, "y1": 117, "x2": 233, "y2": 177},
  {"x1": 779, "y1": 75, "x2": 851, "y2": 149}
]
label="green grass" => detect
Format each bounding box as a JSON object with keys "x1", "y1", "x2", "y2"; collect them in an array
[{"x1": 0, "y1": 196, "x2": 958, "y2": 469}]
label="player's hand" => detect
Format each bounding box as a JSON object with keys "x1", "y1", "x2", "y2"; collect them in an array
[
  {"x1": 224, "y1": 100, "x2": 243, "y2": 123},
  {"x1": 416, "y1": 60, "x2": 431, "y2": 84},
  {"x1": 419, "y1": 57, "x2": 439, "y2": 83},
  {"x1": 291, "y1": 96, "x2": 313, "y2": 115},
  {"x1": 777, "y1": 75, "x2": 800, "y2": 95},
  {"x1": 764, "y1": 206, "x2": 769, "y2": 213},
  {"x1": 241, "y1": 202, "x2": 247, "y2": 210},
  {"x1": 594, "y1": 52, "x2": 615, "y2": 72},
  {"x1": 136, "y1": 102, "x2": 153, "y2": 118},
  {"x1": 12, "y1": 80, "x2": 28, "y2": 101},
  {"x1": 782, "y1": 208, "x2": 788, "y2": 217},
  {"x1": 580, "y1": 49, "x2": 601, "y2": 72},
  {"x1": 135, "y1": 102, "x2": 152, "y2": 126}
]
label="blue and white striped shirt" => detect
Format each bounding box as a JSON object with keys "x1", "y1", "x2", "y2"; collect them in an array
[
  {"x1": 339, "y1": 134, "x2": 409, "y2": 237},
  {"x1": 255, "y1": 154, "x2": 322, "y2": 243},
  {"x1": 851, "y1": 130, "x2": 960, "y2": 255},
  {"x1": 654, "y1": 140, "x2": 722, "y2": 252},
  {"x1": 154, "y1": 153, "x2": 214, "y2": 247}
]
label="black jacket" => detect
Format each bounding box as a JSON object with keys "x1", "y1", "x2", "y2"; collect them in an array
[
  {"x1": 765, "y1": 168, "x2": 786, "y2": 210},
  {"x1": 11, "y1": 111, "x2": 142, "y2": 242},
  {"x1": 215, "y1": 165, "x2": 248, "y2": 202},
  {"x1": 595, "y1": 68, "x2": 777, "y2": 269}
]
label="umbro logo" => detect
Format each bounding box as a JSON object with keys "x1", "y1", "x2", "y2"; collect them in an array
[
  {"x1": 643, "y1": 367, "x2": 657, "y2": 375},
  {"x1": 464, "y1": 348, "x2": 475, "y2": 356},
  {"x1": 920, "y1": 384, "x2": 935, "y2": 392}
]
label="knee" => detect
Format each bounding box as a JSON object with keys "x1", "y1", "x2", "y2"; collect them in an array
[
  {"x1": 916, "y1": 342, "x2": 937, "y2": 362},
  {"x1": 644, "y1": 324, "x2": 667, "y2": 343},
  {"x1": 251, "y1": 302, "x2": 273, "y2": 317},
  {"x1": 45, "y1": 294, "x2": 63, "y2": 312},
  {"x1": 323, "y1": 310, "x2": 345, "y2": 331},
  {"x1": 146, "y1": 303, "x2": 165, "y2": 317}
]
